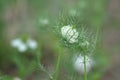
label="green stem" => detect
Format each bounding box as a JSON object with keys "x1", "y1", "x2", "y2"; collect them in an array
[
  {"x1": 55, "y1": 48, "x2": 62, "y2": 80},
  {"x1": 36, "y1": 42, "x2": 53, "y2": 80},
  {"x1": 84, "y1": 55, "x2": 87, "y2": 80},
  {"x1": 71, "y1": 72, "x2": 77, "y2": 80}
]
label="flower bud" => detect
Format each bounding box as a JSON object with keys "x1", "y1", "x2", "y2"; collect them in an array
[{"x1": 61, "y1": 25, "x2": 79, "y2": 43}]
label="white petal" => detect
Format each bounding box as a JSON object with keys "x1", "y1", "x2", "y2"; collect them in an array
[
  {"x1": 39, "y1": 18, "x2": 49, "y2": 25},
  {"x1": 18, "y1": 43, "x2": 27, "y2": 52},
  {"x1": 13, "y1": 77, "x2": 21, "y2": 80},
  {"x1": 61, "y1": 25, "x2": 72, "y2": 38},
  {"x1": 11, "y1": 38, "x2": 23, "y2": 48},
  {"x1": 61, "y1": 25, "x2": 78, "y2": 43},
  {"x1": 74, "y1": 54, "x2": 93, "y2": 74},
  {"x1": 69, "y1": 9, "x2": 77, "y2": 16},
  {"x1": 27, "y1": 39, "x2": 37, "y2": 50}
]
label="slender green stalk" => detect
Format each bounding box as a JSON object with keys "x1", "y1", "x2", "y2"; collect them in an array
[
  {"x1": 71, "y1": 72, "x2": 77, "y2": 80},
  {"x1": 36, "y1": 42, "x2": 53, "y2": 80},
  {"x1": 36, "y1": 51, "x2": 53, "y2": 80},
  {"x1": 84, "y1": 55, "x2": 87, "y2": 80},
  {"x1": 55, "y1": 48, "x2": 62, "y2": 80}
]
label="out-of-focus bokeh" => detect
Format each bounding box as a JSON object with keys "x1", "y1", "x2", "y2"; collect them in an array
[{"x1": 0, "y1": 0, "x2": 120, "y2": 80}]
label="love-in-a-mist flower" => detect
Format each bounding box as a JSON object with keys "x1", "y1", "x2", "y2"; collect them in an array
[
  {"x1": 17, "y1": 42, "x2": 27, "y2": 52},
  {"x1": 27, "y1": 39, "x2": 38, "y2": 50},
  {"x1": 61, "y1": 25, "x2": 79, "y2": 43},
  {"x1": 11, "y1": 38, "x2": 27, "y2": 52},
  {"x1": 11, "y1": 38, "x2": 23, "y2": 48},
  {"x1": 11, "y1": 38, "x2": 38, "y2": 52},
  {"x1": 69, "y1": 9, "x2": 77, "y2": 16},
  {"x1": 39, "y1": 18, "x2": 49, "y2": 25},
  {"x1": 79, "y1": 0, "x2": 87, "y2": 9},
  {"x1": 13, "y1": 77, "x2": 21, "y2": 80},
  {"x1": 73, "y1": 54, "x2": 93, "y2": 74}
]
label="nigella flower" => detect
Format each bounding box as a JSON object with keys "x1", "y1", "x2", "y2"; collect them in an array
[
  {"x1": 11, "y1": 38, "x2": 38, "y2": 52},
  {"x1": 78, "y1": 0, "x2": 87, "y2": 9},
  {"x1": 61, "y1": 25, "x2": 79, "y2": 43},
  {"x1": 73, "y1": 54, "x2": 93, "y2": 74},
  {"x1": 17, "y1": 42, "x2": 27, "y2": 52},
  {"x1": 69, "y1": 9, "x2": 77, "y2": 16},
  {"x1": 13, "y1": 77, "x2": 21, "y2": 80},
  {"x1": 11, "y1": 38, "x2": 23, "y2": 48},
  {"x1": 39, "y1": 18, "x2": 49, "y2": 25},
  {"x1": 27, "y1": 38, "x2": 38, "y2": 50},
  {"x1": 11, "y1": 38, "x2": 27, "y2": 52}
]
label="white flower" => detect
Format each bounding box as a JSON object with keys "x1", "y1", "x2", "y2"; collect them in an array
[
  {"x1": 17, "y1": 42, "x2": 27, "y2": 52},
  {"x1": 69, "y1": 9, "x2": 77, "y2": 16},
  {"x1": 73, "y1": 54, "x2": 93, "y2": 74},
  {"x1": 79, "y1": 1, "x2": 87, "y2": 9},
  {"x1": 13, "y1": 77, "x2": 21, "y2": 80},
  {"x1": 11, "y1": 38, "x2": 27, "y2": 52},
  {"x1": 61, "y1": 25, "x2": 79, "y2": 43},
  {"x1": 11, "y1": 38, "x2": 38, "y2": 52},
  {"x1": 11, "y1": 38, "x2": 23, "y2": 48},
  {"x1": 39, "y1": 18, "x2": 49, "y2": 25},
  {"x1": 27, "y1": 39, "x2": 37, "y2": 50}
]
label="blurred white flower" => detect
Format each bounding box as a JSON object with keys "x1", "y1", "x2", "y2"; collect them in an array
[
  {"x1": 11, "y1": 38, "x2": 27, "y2": 52},
  {"x1": 17, "y1": 42, "x2": 27, "y2": 52},
  {"x1": 79, "y1": 1, "x2": 87, "y2": 9},
  {"x1": 11, "y1": 38, "x2": 23, "y2": 48},
  {"x1": 39, "y1": 18, "x2": 49, "y2": 25},
  {"x1": 13, "y1": 77, "x2": 21, "y2": 80},
  {"x1": 61, "y1": 25, "x2": 79, "y2": 43},
  {"x1": 27, "y1": 39, "x2": 37, "y2": 50},
  {"x1": 69, "y1": 9, "x2": 77, "y2": 16},
  {"x1": 11, "y1": 38, "x2": 38, "y2": 52},
  {"x1": 73, "y1": 54, "x2": 93, "y2": 74}
]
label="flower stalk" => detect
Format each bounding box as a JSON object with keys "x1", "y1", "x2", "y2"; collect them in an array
[
  {"x1": 55, "y1": 48, "x2": 62, "y2": 80},
  {"x1": 36, "y1": 42, "x2": 53, "y2": 80},
  {"x1": 84, "y1": 54, "x2": 87, "y2": 80}
]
